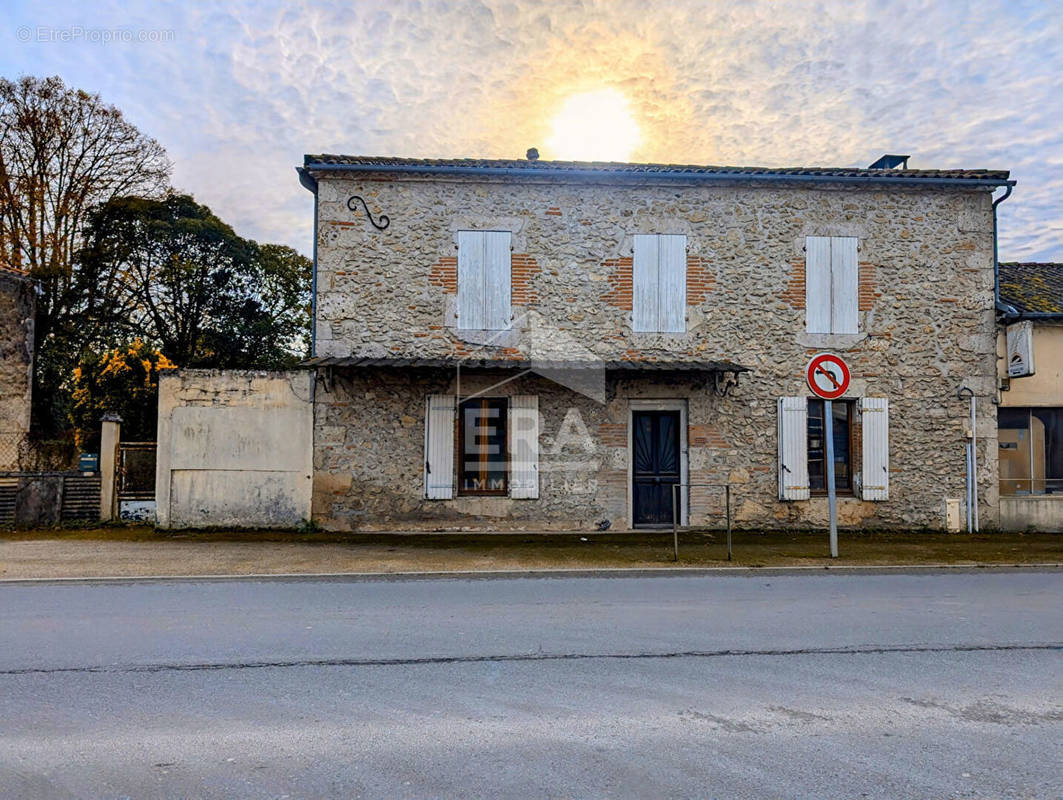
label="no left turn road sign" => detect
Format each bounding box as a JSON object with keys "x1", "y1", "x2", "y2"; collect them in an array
[{"x1": 806, "y1": 353, "x2": 851, "y2": 400}]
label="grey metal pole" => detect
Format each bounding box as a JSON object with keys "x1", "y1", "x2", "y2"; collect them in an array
[
  {"x1": 965, "y1": 441, "x2": 973, "y2": 533},
  {"x1": 825, "y1": 399, "x2": 838, "y2": 558},
  {"x1": 726, "y1": 484, "x2": 732, "y2": 561},
  {"x1": 672, "y1": 482, "x2": 679, "y2": 562},
  {"x1": 970, "y1": 394, "x2": 979, "y2": 532}
]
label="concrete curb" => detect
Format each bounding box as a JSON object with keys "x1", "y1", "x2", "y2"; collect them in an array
[{"x1": 1, "y1": 562, "x2": 1061, "y2": 585}]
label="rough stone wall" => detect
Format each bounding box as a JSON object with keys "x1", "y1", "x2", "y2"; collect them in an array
[
  {"x1": 0, "y1": 271, "x2": 34, "y2": 470},
  {"x1": 312, "y1": 174, "x2": 1000, "y2": 530}
]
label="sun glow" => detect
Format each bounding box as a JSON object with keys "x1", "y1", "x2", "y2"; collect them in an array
[{"x1": 546, "y1": 89, "x2": 640, "y2": 162}]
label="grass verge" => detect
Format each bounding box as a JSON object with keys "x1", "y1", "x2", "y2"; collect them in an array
[{"x1": 0, "y1": 526, "x2": 1060, "y2": 579}]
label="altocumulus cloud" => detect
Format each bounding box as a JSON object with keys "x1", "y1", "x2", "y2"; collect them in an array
[{"x1": 2, "y1": 0, "x2": 1060, "y2": 260}]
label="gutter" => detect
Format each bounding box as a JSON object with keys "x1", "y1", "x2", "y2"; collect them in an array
[
  {"x1": 297, "y1": 168, "x2": 319, "y2": 357},
  {"x1": 992, "y1": 185, "x2": 1018, "y2": 318},
  {"x1": 303, "y1": 161, "x2": 1015, "y2": 189}
]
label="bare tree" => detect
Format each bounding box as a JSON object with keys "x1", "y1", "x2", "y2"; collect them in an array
[
  {"x1": 0, "y1": 75, "x2": 171, "y2": 343},
  {"x1": 0, "y1": 75, "x2": 171, "y2": 433}
]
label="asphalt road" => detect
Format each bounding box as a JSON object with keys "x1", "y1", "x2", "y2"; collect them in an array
[{"x1": 0, "y1": 570, "x2": 1060, "y2": 799}]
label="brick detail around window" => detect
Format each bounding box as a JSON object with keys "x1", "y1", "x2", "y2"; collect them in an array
[
  {"x1": 782, "y1": 259, "x2": 880, "y2": 312},
  {"x1": 429, "y1": 254, "x2": 539, "y2": 304},
  {"x1": 686, "y1": 256, "x2": 716, "y2": 305},
  {"x1": 602, "y1": 257, "x2": 634, "y2": 310},
  {"x1": 428, "y1": 256, "x2": 457, "y2": 293},
  {"x1": 511, "y1": 254, "x2": 541, "y2": 306},
  {"x1": 689, "y1": 423, "x2": 730, "y2": 448},
  {"x1": 858, "y1": 261, "x2": 879, "y2": 311},
  {"x1": 780, "y1": 258, "x2": 805, "y2": 309},
  {"x1": 598, "y1": 422, "x2": 627, "y2": 447}
]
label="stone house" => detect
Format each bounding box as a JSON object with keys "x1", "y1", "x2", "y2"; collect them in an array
[
  {"x1": 297, "y1": 154, "x2": 1012, "y2": 532},
  {"x1": 996, "y1": 262, "x2": 1063, "y2": 531},
  {"x1": 0, "y1": 264, "x2": 34, "y2": 471}
]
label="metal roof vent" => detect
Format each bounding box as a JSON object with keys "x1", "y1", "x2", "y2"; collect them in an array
[
  {"x1": 868, "y1": 154, "x2": 910, "y2": 170},
  {"x1": 526, "y1": 147, "x2": 539, "y2": 161}
]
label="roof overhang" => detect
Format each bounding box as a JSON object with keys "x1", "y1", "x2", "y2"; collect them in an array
[{"x1": 301, "y1": 156, "x2": 1014, "y2": 190}]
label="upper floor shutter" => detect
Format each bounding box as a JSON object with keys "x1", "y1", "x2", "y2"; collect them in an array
[
  {"x1": 658, "y1": 234, "x2": 687, "y2": 333},
  {"x1": 805, "y1": 236, "x2": 858, "y2": 334},
  {"x1": 634, "y1": 234, "x2": 686, "y2": 332},
  {"x1": 633, "y1": 234, "x2": 660, "y2": 332},
  {"x1": 424, "y1": 394, "x2": 455, "y2": 499},
  {"x1": 484, "y1": 231, "x2": 512, "y2": 330},
  {"x1": 508, "y1": 395, "x2": 539, "y2": 499},
  {"x1": 831, "y1": 237, "x2": 858, "y2": 334},
  {"x1": 457, "y1": 231, "x2": 486, "y2": 330},
  {"x1": 861, "y1": 397, "x2": 889, "y2": 501},
  {"x1": 805, "y1": 236, "x2": 832, "y2": 334},
  {"x1": 778, "y1": 396, "x2": 810, "y2": 500},
  {"x1": 457, "y1": 231, "x2": 511, "y2": 330}
]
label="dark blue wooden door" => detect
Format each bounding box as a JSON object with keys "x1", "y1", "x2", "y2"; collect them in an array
[{"x1": 632, "y1": 410, "x2": 681, "y2": 526}]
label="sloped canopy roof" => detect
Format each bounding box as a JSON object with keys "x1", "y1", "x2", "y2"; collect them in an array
[{"x1": 999, "y1": 262, "x2": 1063, "y2": 315}]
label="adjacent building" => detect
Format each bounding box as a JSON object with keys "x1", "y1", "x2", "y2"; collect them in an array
[
  {"x1": 295, "y1": 154, "x2": 1012, "y2": 532},
  {"x1": 0, "y1": 263, "x2": 34, "y2": 471},
  {"x1": 997, "y1": 262, "x2": 1063, "y2": 531}
]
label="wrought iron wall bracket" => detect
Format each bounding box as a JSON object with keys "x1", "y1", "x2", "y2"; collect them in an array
[{"x1": 347, "y1": 195, "x2": 390, "y2": 230}]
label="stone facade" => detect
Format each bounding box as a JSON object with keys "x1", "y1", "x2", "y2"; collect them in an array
[
  {"x1": 308, "y1": 166, "x2": 1002, "y2": 531},
  {"x1": 0, "y1": 268, "x2": 34, "y2": 471}
]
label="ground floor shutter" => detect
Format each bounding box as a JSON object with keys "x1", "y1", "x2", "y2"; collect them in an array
[
  {"x1": 424, "y1": 394, "x2": 455, "y2": 499},
  {"x1": 861, "y1": 397, "x2": 889, "y2": 500},
  {"x1": 508, "y1": 395, "x2": 539, "y2": 499},
  {"x1": 778, "y1": 397, "x2": 809, "y2": 500}
]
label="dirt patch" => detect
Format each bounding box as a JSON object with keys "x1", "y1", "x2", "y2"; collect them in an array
[{"x1": 0, "y1": 527, "x2": 1060, "y2": 579}]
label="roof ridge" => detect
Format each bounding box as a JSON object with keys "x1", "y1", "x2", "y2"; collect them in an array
[{"x1": 302, "y1": 154, "x2": 1011, "y2": 183}]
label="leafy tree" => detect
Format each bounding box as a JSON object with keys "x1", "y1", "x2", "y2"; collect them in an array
[
  {"x1": 70, "y1": 341, "x2": 175, "y2": 449},
  {"x1": 0, "y1": 75, "x2": 171, "y2": 434},
  {"x1": 77, "y1": 193, "x2": 311, "y2": 368}
]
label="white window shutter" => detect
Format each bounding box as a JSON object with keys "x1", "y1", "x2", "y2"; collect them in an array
[
  {"x1": 632, "y1": 234, "x2": 659, "y2": 332},
  {"x1": 508, "y1": 395, "x2": 539, "y2": 499},
  {"x1": 424, "y1": 394, "x2": 455, "y2": 499},
  {"x1": 778, "y1": 397, "x2": 809, "y2": 500},
  {"x1": 861, "y1": 397, "x2": 889, "y2": 500},
  {"x1": 831, "y1": 237, "x2": 858, "y2": 334},
  {"x1": 805, "y1": 236, "x2": 832, "y2": 334},
  {"x1": 657, "y1": 234, "x2": 687, "y2": 333},
  {"x1": 484, "y1": 231, "x2": 512, "y2": 330},
  {"x1": 457, "y1": 231, "x2": 485, "y2": 330}
]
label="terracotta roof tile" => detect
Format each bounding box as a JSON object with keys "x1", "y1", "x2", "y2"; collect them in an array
[
  {"x1": 999, "y1": 262, "x2": 1063, "y2": 314},
  {"x1": 304, "y1": 154, "x2": 1011, "y2": 184}
]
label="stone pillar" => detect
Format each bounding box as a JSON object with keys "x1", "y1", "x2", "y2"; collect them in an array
[{"x1": 99, "y1": 414, "x2": 122, "y2": 522}]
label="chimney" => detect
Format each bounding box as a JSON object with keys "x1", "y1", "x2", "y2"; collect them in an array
[
  {"x1": 868, "y1": 154, "x2": 910, "y2": 170},
  {"x1": 526, "y1": 147, "x2": 539, "y2": 161}
]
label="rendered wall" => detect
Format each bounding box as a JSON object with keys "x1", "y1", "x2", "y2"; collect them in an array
[{"x1": 156, "y1": 370, "x2": 313, "y2": 529}]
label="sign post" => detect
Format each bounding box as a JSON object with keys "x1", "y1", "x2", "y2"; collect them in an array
[{"x1": 806, "y1": 353, "x2": 851, "y2": 559}]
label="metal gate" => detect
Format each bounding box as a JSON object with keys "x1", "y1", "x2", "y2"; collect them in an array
[{"x1": 118, "y1": 442, "x2": 156, "y2": 502}]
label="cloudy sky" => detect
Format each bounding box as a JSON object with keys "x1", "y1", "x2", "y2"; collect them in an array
[{"x1": 3, "y1": 0, "x2": 1061, "y2": 261}]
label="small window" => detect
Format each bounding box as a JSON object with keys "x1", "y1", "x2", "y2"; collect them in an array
[
  {"x1": 457, "y1": 230, "x2": 511, "y2": 330},
  {"x1": 998, "y1": 407, "x2": 1063, "y2": 496},
  {"x1": 633, "y1": 233, "x2": 686, "y2": 332},
  {"x1": 807, "y1": 398, "x2": 853, "y2": 494},
  {"x1": 805, "y1": 236, "x2": 858, "y2": 334},
  {"x1": 459, "y1": 397, "x2": 508, "y2": 495}
]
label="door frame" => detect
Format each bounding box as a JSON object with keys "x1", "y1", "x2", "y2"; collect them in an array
[{"x1": 628, "y1": 399, "x2": 688, "y2": 528}]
